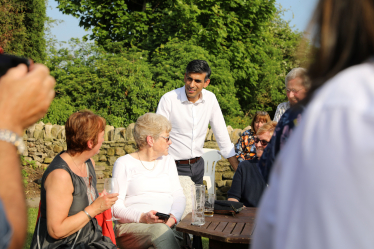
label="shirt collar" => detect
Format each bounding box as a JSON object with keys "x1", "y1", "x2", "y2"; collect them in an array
[{"x1": 180, "y1": 86, "x2": 205, "y2": 104}]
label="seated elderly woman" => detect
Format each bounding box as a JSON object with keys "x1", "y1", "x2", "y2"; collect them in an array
[
  {"x1": 113, "y1": 113, "x2": 186, "y2": 249},
  {"x1": 30, "y1": 110, "x2": 118, "y2": 249},
  {"x1": 228, "y1": 121, "x2": 277, "y2": 207},
  {"x1": 235, "y1": 111, "x2": 271, "y2": 162}
]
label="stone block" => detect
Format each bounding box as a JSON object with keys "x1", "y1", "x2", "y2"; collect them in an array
[
  {"x1": 231, "y1": 129, "x2": 243, "y2": 144},
  {"x1": 226, "y1": 180, "x2": 233, "y2": 187},
  {"x1": 100, "y1": 144, "x2": 110, "y2": 149},
  {"x1": 220, "y1": 186, "x2": 231, "y2": 193},
  {"x1": 27, "y1": 138, "x2": 36, "y2": 142},
  {"x1": 22, "y1": 150, "x2": 28, "y2": 157},
  {"x1": 45, "y1": 143, "x2": 53, "y2": 150},
  {"x1": 57, "y1": 128, "x2": 65, "y2": 139},
  {"x1": 53, "y1": 145, "x2": 64, "y2": 153},
  {"x1": 95, "y1": 165, "x2": 106, "y2": 171},
  {"x1": 108, "y1": 156, "x2": 118, "y2": 166},
  {"x1": 215, "y1": 165, "x2": 231, "y2": 172},
  {"x1": 47, "y1": 151, "x2": 55, "y2": 157},
  {"x1": 44, "y1": 157, "x2": 53, "y2": 164},
  {"x1": 227, "y1": 126, "x2": 233, "y2": 138},
  {"x1": 34, "y1": 129, "x2": 44, "y2": 139},
  {"x1": 203, "y1": 141, "x2": 219, "y2": 150},
  {"x1": 124, "y1": 142, "x2": 137, "y2": 154},
  {"x1": 104, "y1": 125, "x2": 115, "y2": 141},
  {"x1": 28, "y1": 142, "x2": 35, "y2": 148},
  {"x1": 27, "y1": 124, "x2": 36, "y2": 138},
  {"x1": 98, "y1": 149, "x2": 107, "y2": 155},
  {"x1": 95, "y1": 162, "x2": 108, "y2": 167},
  {"x1": 206, "y1": 129, "x2": 213, "y2": 141},
  {"x1": 113, "y1": 143, "x2": 125, "y2": 147},
  {"x1": 125, "y1": 123, "x2": 135, "y2": 141},
  {"x1": 29, "y1": 147, "x2": 37, "y2": 152},
  {"x1": 33, "y1": 155, "x2": 43, "y2": 162},
  {"x1": 215, "y1": 172, "x2": 222, "y2": 181},
  {"x1": 216, "y1": 180, "x2": 226, "y2": 188},
  {"x1": 51, "y1": 125, "x2": 64, "y2": 138},
  {"x1": 92, "y1": 155, "x2": 99, "y2": 162},
  {"x1": 44, "y1": 124, "x2": 53, "y2": 140},
  {"x1": 115, "y1": 147, "x2": 126, "y2": 156},
  {"x1": 114, "y1": 128, "x2": 126, "y2": 141},
  {"x1": 205, "y1": 128, "x2": 211, "y2": 141},
  {"x1": 223, "y1": 172, "x2": 235, "y2": 179},
  {"x1": 107, "y1": 147, "x2": 115, "y2": 156},
  {"x1": 99, "y1": 155, "x2": 107, "y2": 161}
]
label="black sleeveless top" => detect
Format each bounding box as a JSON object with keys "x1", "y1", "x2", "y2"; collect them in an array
[{"x1": 30, "y1": 152, "x2": 116, "y2": 249}]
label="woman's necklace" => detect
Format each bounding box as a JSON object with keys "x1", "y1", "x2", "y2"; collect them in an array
[
  {"x1": 138, "y1": 151, "x2": 156, "y2": 171},
  {"x1": 67, "y1": 152, "x2": 86, "y2": 177}
]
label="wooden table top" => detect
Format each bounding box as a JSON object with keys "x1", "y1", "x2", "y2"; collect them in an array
[{"x1": 176, "y1": 207, "x2": 256, "y2": 244}]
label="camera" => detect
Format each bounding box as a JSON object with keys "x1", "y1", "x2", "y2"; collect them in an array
[{"x1": 0, "y1": 54, "x2": 30, "y2": 77}]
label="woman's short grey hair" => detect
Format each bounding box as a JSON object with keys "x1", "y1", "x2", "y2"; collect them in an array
[
  {"x1": 285, "y1": 67, "x2": 311, "y2": 90},
  {"x1": 133, "y1": 113, "x2": 172, "y2": 149}
]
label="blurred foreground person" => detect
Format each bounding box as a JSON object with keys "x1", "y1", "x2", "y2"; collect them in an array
[
  {"x1": 228, "y1": 121, "x2": 276, "y2": 207},
  {"x1": 30, "y1": 111, "x2": 118, "y2": 249},
  {"x1": 273, "y1": 68, "x2": 309, "y2": 122},
  {"x1": 0, "y1": 60, "x2": 55, "y2": 249},
  {"x1": 113, "y1": 113, "x2": 185, "y2": 249},
  {"x1": 253, "y1": 0, "x2": 374, "y2": 248},
  {"x1": 235, "y1": 111, "x2": 271, "y2": 162}
]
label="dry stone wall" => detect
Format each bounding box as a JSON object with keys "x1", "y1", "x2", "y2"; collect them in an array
[{"x1": 23, "y1": 122, "x2": 250, "y2": 200}]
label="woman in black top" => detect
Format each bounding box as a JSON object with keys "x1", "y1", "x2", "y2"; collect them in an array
[{"x1": 30, "y1": 110, "x2": 118, "y2": 249}]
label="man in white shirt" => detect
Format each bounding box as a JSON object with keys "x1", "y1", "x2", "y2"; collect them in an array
[{"x1": 157, "y1": 60, "x2": 239, "y2": 184}]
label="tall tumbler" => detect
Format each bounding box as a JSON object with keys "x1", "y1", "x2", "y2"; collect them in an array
[{"x1": 191, "y1": 184, "x2": 205, "y2": 226}]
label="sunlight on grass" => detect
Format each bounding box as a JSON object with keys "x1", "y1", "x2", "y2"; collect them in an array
[
  {"x1": 24, "y1": 208, "x2": 38, "y2": 249},
  {"x1": 202, "y1": 237, "x2": 209, "y2": 249}
]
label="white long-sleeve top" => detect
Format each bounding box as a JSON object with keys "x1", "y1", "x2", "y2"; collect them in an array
[
  {"x1": 253, "y1": 61, "x2": 374, "y2": 249},
  {"x1": 156, "y1": 86, "x2": 235, "y2": 160},
  {"x1": 112, "y1": 154, "x2": 186, "y2": 223}
]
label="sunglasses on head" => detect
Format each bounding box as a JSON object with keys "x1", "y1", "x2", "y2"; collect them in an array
[{"x1": 254, "y1": 137, "x2": 268, "y2": 146}]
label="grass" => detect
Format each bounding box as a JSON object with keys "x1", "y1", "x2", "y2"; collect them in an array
[
  {"x1": 24, "y1": 208, "x2": 210, "y2": 249},
  {"x1": 24, "y1": 208, "x2": 38, "y2": 249}
]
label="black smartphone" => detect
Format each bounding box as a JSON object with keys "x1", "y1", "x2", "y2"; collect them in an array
[
  {"x1": 155, "y1": 212, "x2": 170, "y2": 222},
  {"x1": 0, "y1": 54, "x2": 30, "y2": 77}
]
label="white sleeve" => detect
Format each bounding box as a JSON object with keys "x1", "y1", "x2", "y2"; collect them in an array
[
  {"x1": 167, "y1": 158, "x2": 186, "y2": 222},
  {"x1": 112, "y1": 157, "x2": 143, "y2": 223},
  {"x1": 209, "y1": 95, "x2": 235, "y2": 159},
  {"x1": 254, "y1": 106, "x2": 374, "y2": 249},
  {"x1": 156, "y1": 95, "x2": 170, "y2": 119}
]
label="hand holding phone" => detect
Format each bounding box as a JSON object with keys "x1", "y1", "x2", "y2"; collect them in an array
[
  {"x1": 0, "y1": 54, "x2": 30, "y2": 78},
  {"x1": 155, "y1": 212, "x2": 170, "y2": 222}
]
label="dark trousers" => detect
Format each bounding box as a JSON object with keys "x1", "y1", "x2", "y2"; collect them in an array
[
  {"x1": 176, "y1": 158, "x2": 204, "y2": 249},
  {"x1": 175, "y1": 158, "x2": 204, "y2": 184}
]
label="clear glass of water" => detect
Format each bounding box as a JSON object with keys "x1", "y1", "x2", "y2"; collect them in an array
[
  {"x1": 104, "y1": 178, "x2": 120, "y2": 221},
  {"x1": 191, "y1": 184, "x2": 205, "y2": 226}
]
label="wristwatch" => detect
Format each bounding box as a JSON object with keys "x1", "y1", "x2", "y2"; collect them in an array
[{"x1": 0, "y1": 129, "x2": 26, "y2": 154}]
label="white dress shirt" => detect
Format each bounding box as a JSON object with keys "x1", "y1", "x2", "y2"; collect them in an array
[
  {"x1": 156, "y1": 86, "x2": 235, "y2": 160},
  {"x1": 253, "y1": 61, "x2": 374, "y2": 249},
  {"x1": 112, "y1": 154, "x2": 186, "y2": 223}
]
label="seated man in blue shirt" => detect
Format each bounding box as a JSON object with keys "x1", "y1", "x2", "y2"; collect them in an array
[{"x1": 227, "y1": 121, "x2": 277, "y2": 207}]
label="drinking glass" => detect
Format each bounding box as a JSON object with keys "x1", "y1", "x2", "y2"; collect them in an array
[
  {"x1": 191, "y1": 184, "x2": 205, "y2": 226},
  {"x1": 204, "y1": 194, "x2": 215, "y2": 217},
  {"x1": 104, "y1": 178, "x2": 120, "y2": 221}
]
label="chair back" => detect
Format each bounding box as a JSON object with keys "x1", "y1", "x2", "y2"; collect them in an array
[{"x1": 201, "y1": 149, "x2": 221, "y2": 195}]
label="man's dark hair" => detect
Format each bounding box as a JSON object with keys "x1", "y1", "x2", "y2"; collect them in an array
[{"x1": 185, "y1": 60, "x2": 211, "y2": 81}]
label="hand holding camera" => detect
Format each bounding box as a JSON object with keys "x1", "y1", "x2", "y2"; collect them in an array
[{"x1": 0, "y1": 54, "x2": 55, "y2": 135}]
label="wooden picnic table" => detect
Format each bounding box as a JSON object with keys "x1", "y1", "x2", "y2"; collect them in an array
[{"x1": 176, "y1": 207, "x2": 256, "y2": 249}]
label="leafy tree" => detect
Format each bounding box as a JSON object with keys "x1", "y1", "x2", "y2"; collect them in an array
[
  {"x1": 46, "y1": 39, "x2": 158, "y2": 127},
  {"x1": 56, "y1": 0, "x2": 304, "y2": 118},
  {"x1": 0, "y1": 0, "x2": 46, "y2": 62}
]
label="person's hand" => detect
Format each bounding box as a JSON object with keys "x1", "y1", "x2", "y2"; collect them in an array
[
  {"x1": 0, "y1": 63, "x2": 55, "y2": 135},
  {"x1": 90, "y1": 192, "x2": 119, "y2": 215},
  {"x1": 139, "y1": 210, "x2": 165, "y2": 224},
  {"x1": 165, "y1": 214, "x2": 177, "y2": 228}
]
